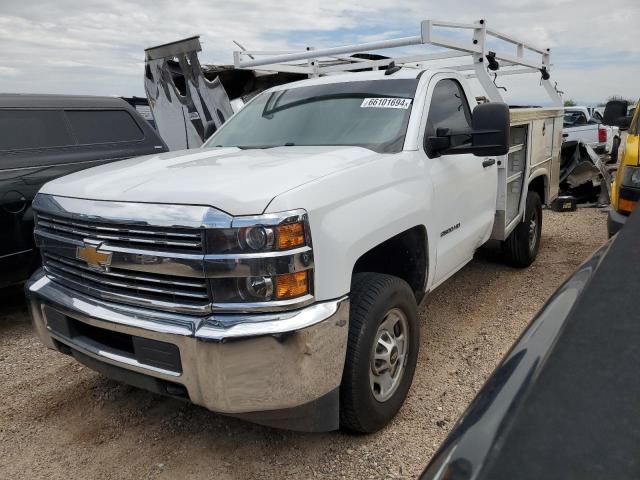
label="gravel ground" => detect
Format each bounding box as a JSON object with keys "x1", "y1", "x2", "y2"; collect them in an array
[{"x1": 0, "y1": 208, "x2": 608, "y2": 480}]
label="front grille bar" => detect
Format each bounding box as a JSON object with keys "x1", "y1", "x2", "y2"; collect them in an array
[
  {"x1": 43, "y1": 253, "x2": 211, "y2": 315},
  {"x1": 45, "y1": 253, "x2": 206, "y2": 291},
  {"x1": 37, "y1": 213, "x2": 204, "y2": 251},
  {"x1": 45, "y1": 256, "x2": 209, "y2": 300}
]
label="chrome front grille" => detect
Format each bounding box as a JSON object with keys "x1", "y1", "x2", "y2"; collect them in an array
[
  {"x1": 43, "y1": 253, "x2": 211, "y2": 315},
  {"x1": 33, "y1": 194, "x2": 314, "y2": 316},
  {"x1": 32, "y1": 195, "x2": 235, "y2": 316},
  {"x1": 36, "y1": 212, "x2": 204, "y2": 253}
]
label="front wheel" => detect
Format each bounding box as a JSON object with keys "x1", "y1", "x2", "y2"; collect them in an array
[
  {"x1": 502, "y1": 191, "x2": 542, "y2": 268},
  {"x1": 340, "y1": 273, "x2": 419, "y2": 433}
]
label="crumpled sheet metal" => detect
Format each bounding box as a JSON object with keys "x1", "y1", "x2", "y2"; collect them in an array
[
  {"x1": 560, "y1": 141, "x2": 611, "y2": 204},
  {"x1": 145, "y1": 38, "x2": 234, "y2": 150},
  {"x1": 143, "y1": 39, "x2": 391, "y2": 151}
]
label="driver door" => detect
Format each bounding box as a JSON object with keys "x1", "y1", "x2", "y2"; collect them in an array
[{"x1": 422, "y1": 77, "x2": 498, "y2": 285}]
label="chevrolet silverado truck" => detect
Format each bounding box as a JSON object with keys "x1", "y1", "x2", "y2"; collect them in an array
[{"x1": 26, "y1": 20, "x2": 563, "y2": 432}]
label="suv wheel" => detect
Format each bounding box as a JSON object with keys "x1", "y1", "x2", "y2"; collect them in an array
[
  {"x1": 340, "y1": 273, "x2": 419, "y2": 433},
  {"x1": 502, "y1": 191, "x2": 543, "y2": 268}
]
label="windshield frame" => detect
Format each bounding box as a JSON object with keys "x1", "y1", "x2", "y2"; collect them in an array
[{"x1": 203, "y1": 78, "x2": 420, "y2": 153}]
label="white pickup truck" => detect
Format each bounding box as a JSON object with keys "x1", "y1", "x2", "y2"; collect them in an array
[
  {"x1": 564, "y1": 106, "x2": 620, "y2": 158},
  {"x1": 26, "y1": 20, "x2": 563, "y2": 433}
]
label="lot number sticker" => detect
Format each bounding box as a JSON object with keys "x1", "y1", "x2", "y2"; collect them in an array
[{"x1": 361, "y1": 97, "x2": 412, "y2": 109}]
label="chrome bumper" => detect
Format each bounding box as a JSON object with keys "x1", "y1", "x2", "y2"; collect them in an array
[{"x1": 26, "y1": 269, "x2": 349, "y2": 420}]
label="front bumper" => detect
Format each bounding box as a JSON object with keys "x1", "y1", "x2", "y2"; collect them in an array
[
  {"x1": 26, "y1": 269, "x2": 349, "y2": 430},
  {"x1": 607, "y1": 208, "x2": 628, "y2": 237}
]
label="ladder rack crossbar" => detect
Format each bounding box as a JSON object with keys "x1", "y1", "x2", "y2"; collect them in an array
[
  {"x1": 429, "y1": 20, "x2": 478, "y2": 29},
  {"x1": 237, "y1": 35, "x2": 422, "y2": 69},
  {"x1": 485, "y1": 28, "x2": 548, "y2": 56},
  {"x1": 234, "y1": 20, "x2": 550, "y2": 73},
  {"x1": 465, "y1": 67, "x2": 539, "y2": 79},
  {"x1": 316, "y1": 51, "x2": 470, "y2": 75},
  {"x1": 230, "y1": 18, "x2": 562, "y2": 106},
  {"x1": 242, "y1": 50, "x2": 298, "y2": 56}
]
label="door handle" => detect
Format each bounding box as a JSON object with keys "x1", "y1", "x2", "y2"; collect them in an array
[{"x1": 482, "y1": 159, "x2": 496, "y2": 168}]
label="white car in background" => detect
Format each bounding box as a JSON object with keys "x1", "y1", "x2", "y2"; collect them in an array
[{"x1": 563, "y1": 106, "x2": 620, "y2": 160}]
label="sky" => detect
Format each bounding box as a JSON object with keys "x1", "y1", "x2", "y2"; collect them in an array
[{"x1": 0, "y1": 0, "x2": 639, "y2": 105}]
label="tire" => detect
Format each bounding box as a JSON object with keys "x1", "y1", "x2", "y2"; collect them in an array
[
  {"x1": 610, "y1": 136, "x2": 620, "y2": 164},
  {"x1": 502, "y1": 191, "x2": 542, "y2": 268},
  {"x1": 340, "y1": 273, "x2": 419, "y2": 433}
]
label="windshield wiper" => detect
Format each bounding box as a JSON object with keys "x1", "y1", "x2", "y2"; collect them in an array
[
  {"x1": 233, "y1": 145, "x2": 276, "y2": 150},
  {"x1": 233, "y1": 143, "x2": 297, "y2": 149}
]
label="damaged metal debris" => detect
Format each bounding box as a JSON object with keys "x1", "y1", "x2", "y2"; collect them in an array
[
  {"x1": 559, "y1": 140, "x2": 612, "y2": 206},
  {"x1": 145, "y1": 37, "x2": 233, "y2": 150},
  {"x1": 144, "y1": 36, "x2": 390, "y2": 150},
  {"x1": 556, "y1": 99, "x2": 629, "y2": 208},
  {"x1": 144, "y1": 36, "x2": 307, "y2": 150}
]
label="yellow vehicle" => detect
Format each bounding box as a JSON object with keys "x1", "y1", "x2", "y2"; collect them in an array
[{"x1": 609, "y1": 99, "x2": 640, "y2": 236}]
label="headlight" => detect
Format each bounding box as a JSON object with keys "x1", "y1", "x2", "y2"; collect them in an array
[
  {"x1": 205, "y1": 209, "x2": 314, "y2": 311},
  {"x1": 205, "y1": 217, "x2": 307, "y2": 253},
  {"x1": 243, "y1": 226, "x2": 272, "y2": 250},
  {"x1": 210, "y1": 271, "x2": 310, "y2": 303},
  {"x1": 245, "y1": 276, "x2": 274, "y2": 299},
  {"x1": 617, "y1": 166, "x2": 640, "y2": 214}
]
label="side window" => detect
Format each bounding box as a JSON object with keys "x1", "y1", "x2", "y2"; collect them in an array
[
  {"x1": 425, "y1": 79, "x2": 472, "y2": 157},
  {"x1": 66, "y1": 110, "x2": 144, "y2": 144},
  {"x1": 0, "y1": 109, "x2": 74, "y2": 151}
]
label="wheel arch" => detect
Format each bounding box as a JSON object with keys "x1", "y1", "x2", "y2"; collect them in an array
[
  {"x1": 527, "y1": 172, "x2": 549, "y2": 206},
  {"x1": 351, "y1": 225, "x2": 429, "y2": 303}
]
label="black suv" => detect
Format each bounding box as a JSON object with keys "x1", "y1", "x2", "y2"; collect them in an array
[{"x1": 0, "y1": 94, "x2": 168, "y2": 288}]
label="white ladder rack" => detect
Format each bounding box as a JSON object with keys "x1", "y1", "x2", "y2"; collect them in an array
[{"x1": 232, "y1": 19, "x2": 562, "y2": 106}]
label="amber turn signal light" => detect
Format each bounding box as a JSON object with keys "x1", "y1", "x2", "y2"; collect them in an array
[
  {"x1": 275, "y1": 271, "x2": 309, "y2": 299},
  {"x1": 276, "y1": 222, "x2": 305, "y2": 250},
  {"x1": 618, "y1": 198, "x2": 637, "y2": 215}
]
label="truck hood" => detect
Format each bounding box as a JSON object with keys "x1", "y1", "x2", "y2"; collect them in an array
[{"x1": 40, "y1": 146, "x2": 380, "y2": 215}]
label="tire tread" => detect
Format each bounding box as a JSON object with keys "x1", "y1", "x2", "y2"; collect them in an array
[
  {"x1": 502, "y1": 191, "x2": 542, "y2": 268},
  {"x1": 340, "y1": 273, "x2": 417, "y2": 433}
]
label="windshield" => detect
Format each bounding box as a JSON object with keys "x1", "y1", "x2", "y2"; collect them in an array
[
  {"x1": 563, "y1": 111, "x2": 587, "y2": 127},
  {"x1": 205, "y1": 79, "x2": 419, "y2": 153}
]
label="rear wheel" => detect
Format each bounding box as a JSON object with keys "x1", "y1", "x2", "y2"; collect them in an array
[
  {"x1": 502, "y1": 191, "x2": 542, "y2": 268},
  {"x1": 340, "y1": 273, "x2": 419, "y2": 433}
]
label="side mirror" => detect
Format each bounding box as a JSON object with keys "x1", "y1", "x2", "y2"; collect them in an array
[
  {"x1": 470, "y1": 103, "x2": 510, "y2": 156},
  {"x1": 613, "y1": 116, "x2": 632, "y2": 131},
  {"x1": 203, "y1": 121, "x2": 217, "y2": 140},
  {"x1": 427, "y1": 103, "x2": 510, "y2": 157}
]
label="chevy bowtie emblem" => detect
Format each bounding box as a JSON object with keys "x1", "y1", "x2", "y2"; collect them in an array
[{"x1": 76, "y1": 243, "x2": 112, "y2": 271}]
